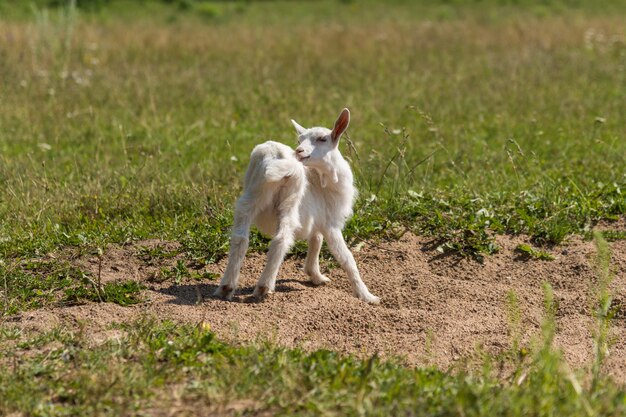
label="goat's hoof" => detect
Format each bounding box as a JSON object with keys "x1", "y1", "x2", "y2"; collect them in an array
[
  {"x1": 214, "y1": 285, "x2": 234, "y2": 300},
  {"x1": 253, "y1": 285, "x2": 271, "y2": 300},
  {"x1": 358, "y1": 292, "x2": 380, "y2": 305},
  {"x1": 309, "y1": 274, "x2": 331, "y2": 286}
]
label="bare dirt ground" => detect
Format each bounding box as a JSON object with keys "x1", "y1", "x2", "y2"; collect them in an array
[{"x1": 8, "y1": 227, "x2": 626, "y2": 383}]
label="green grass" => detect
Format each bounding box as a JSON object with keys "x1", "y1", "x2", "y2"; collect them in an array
[
  {"x1": 0, "y1": 259, "x2": 144, "y2": 315},
  {"x1": 1, "y1": 0, "x2": 624, "y2": 268},
  {"x1": 0, "y1": 312, "x2": 624, "y2": 417}
]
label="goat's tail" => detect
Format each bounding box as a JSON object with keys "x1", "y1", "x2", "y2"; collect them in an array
[{"x1": 264, "y1": 158, "x2": 303, "y2": 183}]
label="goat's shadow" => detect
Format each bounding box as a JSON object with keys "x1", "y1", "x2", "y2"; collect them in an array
[{"x1": 157, "y1": 278, "x2": 308, "y2": 306}]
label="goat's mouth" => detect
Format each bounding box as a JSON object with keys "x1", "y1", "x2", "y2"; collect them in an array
[{"x1": 296, "y1": 155, "x2": 310, "y2": 162}]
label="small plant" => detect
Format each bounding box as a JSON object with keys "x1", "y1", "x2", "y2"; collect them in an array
[
  {"x1": 515, "y1": 244, "x2": 556, "y2": 261},
  {"x1": 0, "y1": 326, "x2": 22, "y2": 342},
  {"x1": 591, "y1": 230, "x2": 615, "y2": 389},
  {"x1": 137, "y1": 245, "x2": 178, "y2": 266},
  {"x1": 505, "y1": 290, "x2": 528, "y2": 363},
  {"x1": 190, "y1": 271, "x2": 219, "y2": 281},
  {"x1": 64, "y1": 279, "x2": 144, "y2": 307},
  {"x1": 151, "y1": 260, "x2": 191, "y2": 284},
  {"x1": 169, "y1": 259, "x2": 190, "y2": 284}
]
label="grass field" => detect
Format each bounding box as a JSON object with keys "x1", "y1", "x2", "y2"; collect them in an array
[
  {"x1": 0, "y1": 308, "x2": 623, "y2": 417},
  {"x1": 1, "y1": 0, "x2": 626, "y2": 415}
]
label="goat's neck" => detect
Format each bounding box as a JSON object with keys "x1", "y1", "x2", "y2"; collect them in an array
[{"x1": 311, "y1": 151, "x2": 353, "y2": 191}]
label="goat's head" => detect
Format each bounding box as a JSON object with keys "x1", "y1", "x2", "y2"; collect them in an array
[{"x1": 291, "y1": 108, "x2": 350, "y2": 172}]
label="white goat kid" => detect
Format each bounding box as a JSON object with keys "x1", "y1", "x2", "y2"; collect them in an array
[{"x1": 214, "y1": 108, "x2": 380, "y2": 304}]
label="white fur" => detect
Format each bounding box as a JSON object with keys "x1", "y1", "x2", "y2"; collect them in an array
[{"x1": 214, "y1": 108, "x2": 380, "y2": 304}]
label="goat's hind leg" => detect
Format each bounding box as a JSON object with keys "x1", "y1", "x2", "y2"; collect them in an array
[
  {"x1": 214, "y1": 199, "x2": 253, "y2": 300},
  {"x1": 304, "y1": 233, "x2": 330, "y2": 285},
  {"x1": 252, "y1": 217, "x2": 296, "y2": 299},
  {"x1": 253, "y1": 186, "x2": 302, "y2": 299}
]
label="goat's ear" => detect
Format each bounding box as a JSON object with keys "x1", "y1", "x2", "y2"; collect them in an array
[
  {"x1": 331, "y1": 108, "x2": 350, "y2": 143},
  {"x1": 291, "y1": 119, "x2": 306, "y2": 136}
]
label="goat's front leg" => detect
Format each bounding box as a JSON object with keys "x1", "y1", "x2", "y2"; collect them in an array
[
  {"x1": 304, "y1": 233, "x2": 330, "y2": 285},
  {"x1": 253, "y1": 221, "x2": 296, "y2": 299},
  {"x1": 324, "y1": 228, "x2": 380, "y2": 304}
]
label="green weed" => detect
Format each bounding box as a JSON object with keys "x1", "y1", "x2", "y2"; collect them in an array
[
  {"x1": 154, "y1": 259, "x2": 190, "y2": 284},
  {"x1": 591, "y1": 231, "x2": 615, "y2": 389},
  {"x1": 515, "y1": 244, "x2": 556, "y2": 261},
  {"x1": 0, "y1": 260, "x2": 143, "y2": 315},
  {"x1": 0, "y1": 260, "x2": 84, "y2": 315},
  {"x1": 64, "y1": 279, "x2": 144, "y2": 306},
  {"x1": 136, "y1": 245, "x2": 179, "y2": 266}
]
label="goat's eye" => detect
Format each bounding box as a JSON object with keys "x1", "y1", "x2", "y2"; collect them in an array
[{"x1": 317, "y1": 137, "x2": 327, "y2": 143}]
